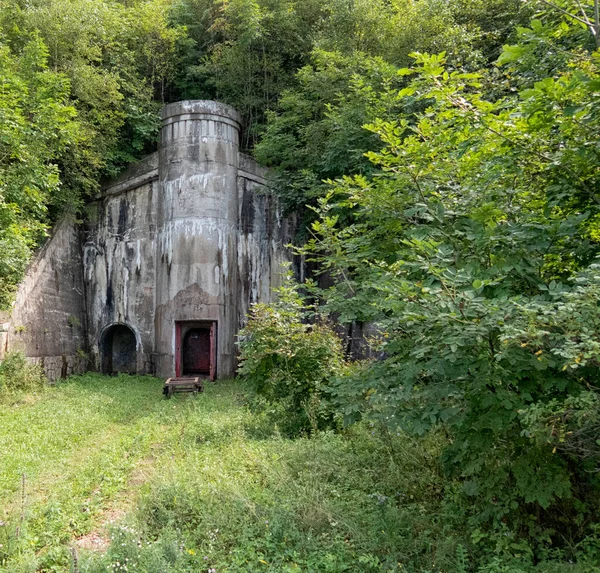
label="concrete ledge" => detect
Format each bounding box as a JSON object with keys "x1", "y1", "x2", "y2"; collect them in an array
[
  {"x1": 102, "y1": 169, "x2": 158, "y2": 198},
  {"x1": 100, "y1": 152, "x2": 159, "y2": 198},
  {"x1": 238, "y1": 152, "x2": 268, "y2": 185},
  {"x1": 161, "y1": 100, "x2": 241, "y2": 127}
]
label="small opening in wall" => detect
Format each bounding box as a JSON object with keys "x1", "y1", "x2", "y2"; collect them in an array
[{"x1": 101, "y1": 324, "x2": 137, "y2": 375}]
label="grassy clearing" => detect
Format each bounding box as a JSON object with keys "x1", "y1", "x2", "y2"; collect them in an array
[
  {"x1": 0, "y1": 375, "x2": 173, "y2": 569},
  {"x1": 0, "y1": 374, "x2": 596, "y2": 573}
]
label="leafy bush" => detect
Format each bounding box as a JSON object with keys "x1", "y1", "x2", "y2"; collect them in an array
[
  {"x1": 237, "y1": 270, "x2": 346, "y2": 434},
  {"x1": 0, "y1": 351, "x2": 45, "y2": 394}
]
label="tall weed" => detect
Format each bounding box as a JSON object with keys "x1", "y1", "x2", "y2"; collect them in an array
[{"x1": 0, "y1": 352, "x2": 45, "y2": 394}]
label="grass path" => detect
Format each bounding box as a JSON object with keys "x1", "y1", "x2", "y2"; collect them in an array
[
  {"x1": 0, "y1": 374, "x2": 266, "y2": 571},
  {"x1": 1, "y1": 376, "x2": 163, "y2": 503},
  {"x1": 0, "y1": 376, "x2": 186, "y2": 566}
]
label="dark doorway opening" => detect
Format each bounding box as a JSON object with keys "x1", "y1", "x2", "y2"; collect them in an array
[
  {"x1": 183, "y1": 329, "x2": 211, "y2": 373},
  {"x1": 175, "y1": 321, "x2": 217, "y2": 380},
  {"x1": 101, "y1": 324, "x2": 137, "y2": 374}
]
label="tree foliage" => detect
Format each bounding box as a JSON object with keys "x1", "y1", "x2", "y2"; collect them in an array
[
  {"x1": 0, "y1": 0, "x2": 529, "y2": 308},
  {"x1": 0, "y1": 0, "x2": 183, "y2": 308},
  {"x1": 254, "y1": 0, "x2": 530, "y2": 217},
  {"x1": 300, "y1": 12, "x2": 600, "y2": 551},
  {"x1": 0, "y1": 34, "x2": 81, "y2": 307},
  {"x1": 169, "y1": 0, "x2": 527, "y2": 150}
]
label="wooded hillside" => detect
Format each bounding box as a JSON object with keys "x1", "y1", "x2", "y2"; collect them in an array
[{"x1": 2, "y1": 1, "x2": 600, "y2": 571}]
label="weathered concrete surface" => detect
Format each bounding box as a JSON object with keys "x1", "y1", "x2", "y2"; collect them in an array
[
  {"x1": 154, "y1": 101, "x2": 242, "y2": 379},
  {"x1": 3, "y1": 220, "x2": 87, "y2": 382},
  {"x1": 237, "y1": 153, "x2": 295, "y2": 326},
  {"x1": 81, "y1": 102, "x2": 293, "y2": 379},
  {"x1": 83, "y1": 154, "x2": 159, "y2": 375}
]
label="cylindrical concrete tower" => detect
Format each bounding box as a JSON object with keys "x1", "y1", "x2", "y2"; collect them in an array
[{"x1": 154, "y1": 101, "x2": 241, "y2": 379}]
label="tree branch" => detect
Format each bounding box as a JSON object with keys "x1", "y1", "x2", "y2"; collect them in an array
[
  {"x1": 536, "y1": 0, "x2": 600, "y2": 46},
  {"x1": 574, "y1": 0, "x2": 593, "y2": 26},
  {"x1": 537, "y1": 0, "x2": 595, "y2": 30}
]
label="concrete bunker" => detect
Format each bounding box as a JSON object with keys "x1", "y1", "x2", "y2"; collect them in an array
[
  {"x1": 101, "y1": 324, "x2": 138, "y2": 374},
  {"x1": 3, "y1": 100, "x2": 295, "y2": 382}
]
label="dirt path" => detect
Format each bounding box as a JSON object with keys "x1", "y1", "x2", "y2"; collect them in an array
[{"x1": 73, "y1": 442, "x2": 164, "y2": 552}]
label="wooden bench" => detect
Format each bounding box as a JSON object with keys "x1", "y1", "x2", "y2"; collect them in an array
[{"x1": 162, "y1": 377, "x2": 204, "y2": 398}]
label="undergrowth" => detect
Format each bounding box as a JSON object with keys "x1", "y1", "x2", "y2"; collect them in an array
[
  {"x1": 0, "y1": 351, "x2": 45, "y2": 396},
  {"x1": 0, "y1": 375, "x2": 598, "y2": 572}
]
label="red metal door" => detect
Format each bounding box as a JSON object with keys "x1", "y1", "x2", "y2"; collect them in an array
[
  {"x1": 209, "y1": 323, "x2": 216, "y2": 381},
  {"x1": 183, "y1": 328, "x2": 211, "y2": 373}
]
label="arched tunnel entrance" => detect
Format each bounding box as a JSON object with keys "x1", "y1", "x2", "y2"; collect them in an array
[{"x1": 101, "y1": 324, "x2": 137, "y2": 374}]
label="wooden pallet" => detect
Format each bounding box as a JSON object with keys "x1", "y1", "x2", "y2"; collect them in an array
[{"x1": 162, "y1": 377, "x2": 204, "y2": 398}]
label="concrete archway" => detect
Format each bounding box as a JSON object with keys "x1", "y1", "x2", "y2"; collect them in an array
[{"x1": 100, "y1": 323, "x2": 138, "y2": 374}]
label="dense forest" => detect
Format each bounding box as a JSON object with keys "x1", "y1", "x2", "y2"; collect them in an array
[
  {"x1": 0, "y1": 0, "x2": 530, "y2": 305},
  {"x1": 2, "y1": 0, "x2": 600, "y2": 570}
]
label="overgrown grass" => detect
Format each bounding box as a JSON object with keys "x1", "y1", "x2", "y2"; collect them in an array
[
  {"x1": 0, "y1": 352, "x2": 45, "y2": 395},
  {"x1": 0, "y1": 374, "x2": 597, "y2": 572}
]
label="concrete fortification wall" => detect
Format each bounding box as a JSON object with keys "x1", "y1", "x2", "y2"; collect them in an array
[
  {"x1": 1, "y1": 220, "x2": 88, "y2": 381},
  {"x1": 237, "y1": 153, "x2": 296, "y2": 325},
  {"x1": 83, "y1": 153, "x2": 159, "y2": 375}
]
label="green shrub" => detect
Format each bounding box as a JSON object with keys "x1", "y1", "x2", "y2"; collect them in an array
[
  {"x1": 0, "y1": 351, "x2": 45, "y2": 393},
  {"x1": 237, "y1": 270, "x2": 346, "y2": 435}
]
